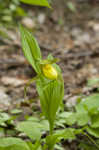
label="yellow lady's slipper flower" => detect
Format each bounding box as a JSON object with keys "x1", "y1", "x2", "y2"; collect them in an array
[{"x1": 42, "y1": 64, "x2": 58, "y2": 80}]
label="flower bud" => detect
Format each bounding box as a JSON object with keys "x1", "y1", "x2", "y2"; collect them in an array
[{"x1": 42, "y1": 64, "x2": 58, "y2": 80}]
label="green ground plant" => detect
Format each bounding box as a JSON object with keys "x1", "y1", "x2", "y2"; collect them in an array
[
  {"x1": 0, "y1": 0, "x2": 25, "y2": 27},
  {"x1": 0, "y1": 26, "x2": 79, "y2": 150},
  {"x1": 1, "y1": 25, "x2": 99, "y2": 150},
  {"x1": 0, "y1": 0, "x2": 50, "y2": 39},
  {"x1": 1, "y1": 0, "x2": 99, "y2": 150},
  {"x1": 0, "y1": 0, "x2": 50, "y2": 27}
]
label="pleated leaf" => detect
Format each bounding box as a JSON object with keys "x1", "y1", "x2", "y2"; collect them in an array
[
  {"x1": 20, "y1": 25, "x2": 42, "y2": 74},
  {"x1": 36, "y1": 66, "x2": 64, "y2": 130},
  {"x1": 20, "y1": 0, "x2": 51, "y2": 8}
]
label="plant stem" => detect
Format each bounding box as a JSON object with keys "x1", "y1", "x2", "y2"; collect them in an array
[
  {"x1": 24, "y1": 76, "x2": 38, "y2": 99},
  {"x1": 49, "y1": 123, "x2": 53, "y2": 135},
  {"x1": 83, "y1": 132, "x2": 99, "y2": 149},
  {"x1": 48, "y1": 122, "x2": 54, "y2": 150}
]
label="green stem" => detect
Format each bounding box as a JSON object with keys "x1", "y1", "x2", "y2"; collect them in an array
[
  {"x1": 83, "y1": 132, "x2": 99, "y2": 149},
  {"x1": 49, "y1": 122, "x2": 53, "y2": 135},
  {"x1": 42, "y1": 144, "x2": 48, "y2": 150},
  {"x1": 24, "y1": 76, "x2": 38, "y2": 99}
]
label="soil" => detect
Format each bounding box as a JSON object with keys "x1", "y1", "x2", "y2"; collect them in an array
[{"x1": 0, "y1": 2, "x2": 99, "y2": 111}]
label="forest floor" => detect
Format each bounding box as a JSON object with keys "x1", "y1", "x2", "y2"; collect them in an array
[
  {"x1": 0, "y1": 2, "x2": 99, "y2": 149},
  {"x1": 0, "y1": 2, "x2": 99, "y2": 113}
]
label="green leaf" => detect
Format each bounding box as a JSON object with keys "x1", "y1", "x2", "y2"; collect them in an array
[
  {"x1": 79, "y1": 142, "x2": 98, "y2": 150},
  {"x1": 27, "y1": 141, "x2": 41, "y2": 150},
  {"x1": 81, "y1": 94, "x2": 99, "y2": 114},
  {"x1": 10, "y1": 109, "x2": 22, "y2": 114},
  {"x1": 36, "y1": 54, "x2": 64, "y2": 131},
  {"x1": 91, "y1": 114, "x2": 99, "y2": 128},
  {"x1": 20, "y1": 25, "x2": 42, "y2": 74},
  {"x1": 76, "y1": 94, "x2": 99, "y2": 125},
  {"x1": 17, "y1": 121, "x2": 42, "y2": 140},
  {"x1": 0, "y1": 128, "x2": 5, "y2": 137},
  {"x1": 36, "y1": 73, "x2": 64, "y2": 132},
  {"x1": 87, "y1": 78, "x2": 99, "y2": 87},
  {"x1": 17, "y1": 120, "x2": 49, "y2": 141},
  {"x1": 0, "y1": 137, "x2": 30, "y2": 150},
  {"x1": 76, "y1": 101, "x2": 90, "y2": 126},
  {"x1": 0, "y1": 29, "x2": 11, "y2": 40},
  {"x1": 58, "y1": 112, "x2": 76, "y2": 125},
  {"x1": 27, "y1": 116, "x2": 40, "y2": 122},
  {"x1": 55, "y1": 128, "x2": 76, "y2": 140},
  {"x1": 47, "y1": 54, "x2": 61, "y2": 73},
  {"x1": 87, "y1": 127, "x2": 99, "y2": 138},
  {"x1": 40, "y1": 120, "x2": 49, "y2": 131},
  {"x1": 0, "y1": 113, "x2": 10, "y2": 125},
  {"x1": 26, "y1": 142, "x2": 34, "y2": 150},
  {"x1": 55, "y1": 144, "x2": 64, "y2": 150},
  {"x1": 46, "y1": 128, "x2": 76, "y2": 150},
  {"x1": 67, "y1": 2, "x2": 76, "y2": 12},
  {"x1": 55, "y1": 118, "x2": 65, "y2": 128},
  {"x1": 76, "y1": 111, "x2": 90, "y2": 126},
  {"x1": 16, "y1": 7, "x2": 27, "y2": 17},
  {"x1": 20, "y1": 0, "x2": 51, "y2": 8},
  {"x1": 27, "y1": 117, "x2": 49, "y2": 131}
]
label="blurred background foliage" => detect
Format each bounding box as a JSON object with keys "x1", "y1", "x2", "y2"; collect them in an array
[
  {"x1": 0, "y1": 0, "x2": 27, "y2": 40},
  {"x1": 0, "y1": 0, "x2": 76, "y2": 27},
  {"x1": 0, "y1": 0, "x2": 26, "y2": 27},
  {"x1": 0, "y1": 0, "x2": 77, "y2": 39}
]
